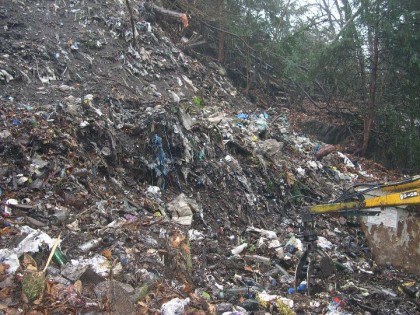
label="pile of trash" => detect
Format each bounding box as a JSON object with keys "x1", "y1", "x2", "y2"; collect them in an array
[{"x1": 0, "y1": 0, "x2": 418, "y2": 314}]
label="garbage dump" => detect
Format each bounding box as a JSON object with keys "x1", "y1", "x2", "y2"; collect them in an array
[{"x1": 0, "y1": 0, "x2": 419, "y2": 314}]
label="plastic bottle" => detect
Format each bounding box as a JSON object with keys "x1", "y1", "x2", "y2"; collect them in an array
[
  {"x1": 79, "y1": 238, "x2": 102, "y2": 252},
  {"x1": 52, "y1": 247, "x2": 67, "y2": 266}
]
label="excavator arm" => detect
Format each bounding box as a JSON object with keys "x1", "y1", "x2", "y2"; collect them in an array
[
  {"x1": 309, "y1": 175, "x2": 420, "y2": 215},
  {"x1": 295, "y1": 176, "x2": 420, "y2": 295}
]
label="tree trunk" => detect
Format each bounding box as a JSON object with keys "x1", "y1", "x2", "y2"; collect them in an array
[
  {"x1": 362, "y1": 18, "x2": 379, "y2": 155},
  {"x1": 217, "y1": 0, "x2": 225, "y2": 62},
  {"x1": 245, "y1": 43, "x2": 250, "y2": 95},
  {"x1": 145, "y1": 2, "x2": 189, "y2": 28}
]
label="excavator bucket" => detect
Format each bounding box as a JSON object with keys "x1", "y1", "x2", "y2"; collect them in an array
[
  {"x1": 359, "y1": 199, "x2": 420, "y2": 275},
  {"x1": 355, "y1": 177, "x2": 420, "y2": 275}
]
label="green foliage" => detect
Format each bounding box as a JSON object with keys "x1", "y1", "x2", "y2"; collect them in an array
[
  {"x1": 200, "y1": 291, "x2": 212, "y2": 300},
  {"x1": 22, "y1": 271, "x2": 45, "y2": 301},
  {"x1": 180, "y1": 0, "x2": 419, "y2": 171},
  {"x1": 248, "y1": 244, "x2": 256, "y2": 253},
  {"x1": 170, "y1": 106, "x2": 178, "y2": 114},
  {"x1": 192, "y1": 95, "x2": 204, "y2": 109},
  {"x1": 291, "y1": 181, "x2": 302, "y2": 203},
  {"x1": 375, "y1": 105, "x2": 420, "y2": 172}
]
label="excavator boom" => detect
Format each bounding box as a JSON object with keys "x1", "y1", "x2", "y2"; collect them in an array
[
  {"x1": 309, "y1": 176, "x2": 420, "y2": 215},
  {"x1": 295, "y1": 176, "x2": 420, "y2": 295}
]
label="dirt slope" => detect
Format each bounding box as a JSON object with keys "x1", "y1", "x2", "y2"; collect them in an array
[{"x1": 0, "y1": 1, "x2": 418, "y2": 314}]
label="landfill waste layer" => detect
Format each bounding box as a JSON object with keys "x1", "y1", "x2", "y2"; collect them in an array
[{"x1": 0, "y1": 0, "x2": 419, "y2": 314}]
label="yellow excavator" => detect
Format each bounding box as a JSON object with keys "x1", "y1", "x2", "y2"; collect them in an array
[{"x1": 295, "y1": 175, "x2": 420, "y2": 295}]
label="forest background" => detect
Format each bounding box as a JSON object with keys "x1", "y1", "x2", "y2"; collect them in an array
[{"x1": 159, "y1": 0, "x2": 420, "y2": 172}]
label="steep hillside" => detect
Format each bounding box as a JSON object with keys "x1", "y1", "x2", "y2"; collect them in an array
[{"x1": 0, "y1": 1, "x2": 418, "y2": 314}]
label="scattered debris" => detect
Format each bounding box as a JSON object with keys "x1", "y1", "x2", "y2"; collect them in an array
[{"x1": 0, "y1": 0, "x2": 418, "y2": 314}]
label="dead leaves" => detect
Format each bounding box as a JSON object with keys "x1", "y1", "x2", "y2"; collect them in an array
[
  {"x1": 0, "y1": 288, "x2": 11, "y2": 301},
  {"x1": 0, "y1": 227, "x2": 14, "y2": 236},
  {"x1": 0, "y1": 263, "x2": 9, "y2": 275},
  {"x1": 101, "y1": 249, "x2": 112, "y2": 260}
]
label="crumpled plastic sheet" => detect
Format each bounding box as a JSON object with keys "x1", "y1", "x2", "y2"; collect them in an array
[
  {"x1": 0, "y1": 226, "x2": 59, "y2": 273},
  {"x1": 160, "y1": 297, "x2": 190, "y2": 315}
]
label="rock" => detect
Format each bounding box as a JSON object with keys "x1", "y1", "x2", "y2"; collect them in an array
[{"x1": 94, "y1": 280, "x2": 137, "y2": 314}]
